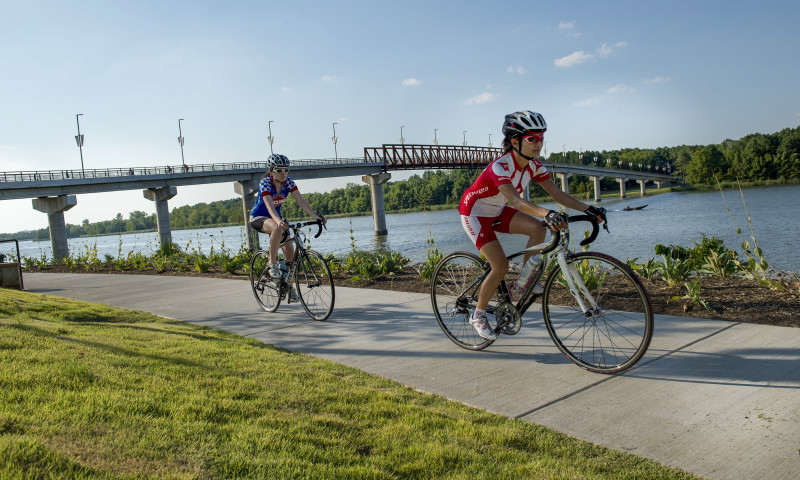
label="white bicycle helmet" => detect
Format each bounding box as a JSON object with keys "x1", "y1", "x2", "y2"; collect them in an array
[
  {"x1": 268, "y1": 153, "x2": 290, "y2": 169},
  {"x1": 502, "y1": 110, "x2": 547, "y2": 137}
]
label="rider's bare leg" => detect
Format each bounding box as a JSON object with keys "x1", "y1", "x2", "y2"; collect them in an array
[
  {"x1": 260, "y1": 219, "x2": 283, "y2": 265},
  {"x1": 508, "y1": 211, "x2": 547, "y2": 265},
  {"x1": 476, "y1": 240, "x2": 508, "y2": 311}
]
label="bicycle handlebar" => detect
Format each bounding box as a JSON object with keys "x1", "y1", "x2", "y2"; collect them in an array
[
  {"x1": 538, "y1": 214, "x2": 608, "y2": 254},
  {"x1": 288, "y1": 219, "x2": 326, "y2": 238}
]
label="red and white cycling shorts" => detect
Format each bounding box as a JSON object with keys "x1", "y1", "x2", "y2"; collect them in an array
[{"x1": 460, "y1": 206, "x2": 518, "y2": 250}]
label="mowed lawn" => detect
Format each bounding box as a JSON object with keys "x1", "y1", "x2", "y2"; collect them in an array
[{"x1": 0, "y1": 289, "x2": 698, "y2": 479}]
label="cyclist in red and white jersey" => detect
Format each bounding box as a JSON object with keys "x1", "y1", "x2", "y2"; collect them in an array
[{"x1": 459, "y1": 110, "x2": 606, "y2": 340}]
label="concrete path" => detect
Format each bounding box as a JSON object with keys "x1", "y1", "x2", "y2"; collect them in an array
[{"x1": 23, "y1": 273, "x2": 800, "y2": 480}]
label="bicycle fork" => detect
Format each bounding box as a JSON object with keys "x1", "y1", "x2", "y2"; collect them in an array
[{"x1": 555, "y1": 252, "x2": 601, "y2": 317}]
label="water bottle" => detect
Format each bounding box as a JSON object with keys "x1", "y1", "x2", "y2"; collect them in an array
[
  {"x1": 279, "y1": 259, "x2": 288, "y2": 278},
  {"x1": 515, "y1": 256, "x2": 542, "y2": 293}
]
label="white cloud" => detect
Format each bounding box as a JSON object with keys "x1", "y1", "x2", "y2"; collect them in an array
[
  {"x1": 615, "y1": 41, "x2": 629, "y2": 48},
  {"x1": 402, "y1": 78, "x2": 421, "y2": 86},
  {"x1": 507, "y1": 66, "x2": 526, "y2": 75},
  {"x1": 644, "y1": 76, "x2": 671, "y2": 84},
  {"x1": 336, "y1": 117, "x2": 348, "y2": 122},
  {"x1": 463, "y1": 92, "x2": 497, "y2": 105},
  {"x1": 597, "y1": 43, "x2": 613, "y2": 57},
  {"x1": 281, "y1": 86, "x2": 292, "y2": 92},
  {"x1": 558, "y1": 20, "x2": 575, "y2": 30},
  {"x1": 607, "y1": 84, "x2": 633, "y2": 94},
  {"x1": 573, "y1": 97, "x2": 602, "y2": 107},
  {"x1": 322, "y1": 75, "x2": 336, "y2": 82},
  {"x1": 554, "y1": 51, "x2": 594, "y2": 68}
]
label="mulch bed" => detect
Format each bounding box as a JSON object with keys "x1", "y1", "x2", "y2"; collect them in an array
[{"x1": 22, "y1": 265, "x2": 800, "y2": 328}]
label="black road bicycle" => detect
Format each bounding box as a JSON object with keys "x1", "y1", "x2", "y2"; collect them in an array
[
  {"x1": 250, "y1": 220, "x2": 335, "y2": 321},
  {"x1": 431, "y1": 215, "x2": 654, "y2": 374}
]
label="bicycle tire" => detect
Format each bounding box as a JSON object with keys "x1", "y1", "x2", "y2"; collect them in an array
[
  {"x1": 431, "y1": 251, "x2": 504, "y2": 350},
  {"x1": 295, "y1": 249, "x2": 335, "y2": 321},
  {"x1": 250, "y1": 250, "x2": 281, "y2": 313},
  {"x1": 542, "y1": 252, "x2": 654, "y2": 374}
]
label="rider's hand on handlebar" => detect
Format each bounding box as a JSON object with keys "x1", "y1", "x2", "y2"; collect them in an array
[
  {"x1": 315, "y1": 214, "x2": 327, "y2": 225},
  {"x1": 584, "y1": 206, "x2": 607, "y2": 224},
  {"x1": 544, "y1": 210, "x2": 569, "y2": 231}
]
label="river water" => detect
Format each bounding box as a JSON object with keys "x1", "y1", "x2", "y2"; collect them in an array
[{"x1": 8, "y1": 185, "x2": 799, "y2": 273}]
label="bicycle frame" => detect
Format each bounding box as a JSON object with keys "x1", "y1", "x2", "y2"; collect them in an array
[
  {"x1": 484, "y1": 215, "x2": 605, "y2": 326},
  {"x1": 268, "y1": 220, "x2": 325, "y2": 302}
]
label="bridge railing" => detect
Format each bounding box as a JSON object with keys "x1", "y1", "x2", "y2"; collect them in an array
[{"x1": 0, "y1": 157, "x2": 376, "y2": 183}]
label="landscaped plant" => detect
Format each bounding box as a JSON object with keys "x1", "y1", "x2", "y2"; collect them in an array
[
  {"x1": 658, "y1": 254, "x2": 693, "y2": 288},
  {"x1": 668, "y1": 278, "x2": 709, "y2": 310}
]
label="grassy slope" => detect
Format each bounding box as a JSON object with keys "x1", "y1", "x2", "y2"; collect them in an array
[{"x1": 0, "y1": 289, "x2": 698, "y2": 479}]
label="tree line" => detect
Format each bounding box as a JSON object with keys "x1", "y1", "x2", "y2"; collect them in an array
[{"x1": 3, "y1": 125, "x2": 798, "y2": 242}]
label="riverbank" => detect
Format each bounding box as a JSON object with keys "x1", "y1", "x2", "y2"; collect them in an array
[{"x1": 22, "y1": 265, "x2": 800, "y2": 328}]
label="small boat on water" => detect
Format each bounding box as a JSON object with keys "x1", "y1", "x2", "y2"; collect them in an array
[{"x1": 623, "y1": 204, "x2": 648, "y2": 211}]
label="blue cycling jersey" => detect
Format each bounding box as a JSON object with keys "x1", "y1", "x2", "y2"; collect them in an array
[{"x1": 250, "y1": 176, "x2": 298, "y2": 218}]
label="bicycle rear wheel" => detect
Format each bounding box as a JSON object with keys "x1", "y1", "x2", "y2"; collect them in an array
[
  {"x1": 295, "y1": 250, "x2": 335, "y2": 321},
  {"x1": 542, "y1": 252, "x2": 653, "y2": 374},
  {"x1": 250, "y1": 250, "x2": 281, "y2": 313},
  {"x1": 431, "y1": 251, "x2": 503, "y2": 350}
]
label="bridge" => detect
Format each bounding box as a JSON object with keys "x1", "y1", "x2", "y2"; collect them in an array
[{"x1": 1, "y1": 144, "x2": 672, "y2": 259}]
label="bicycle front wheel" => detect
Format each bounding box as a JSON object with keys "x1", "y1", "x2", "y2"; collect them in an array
[
  {"x1": 250, "y1": 250, "x2": 281, "y2": 313},
  {"x1": 542, "y1": 252, "x2": 653, "y2": 374},
  {"x1": 295, "y1": 250, "x2": 335, "y2": 321},
  {"x1": 431, "y1": 251, "x2": 501, "y2": 350}
]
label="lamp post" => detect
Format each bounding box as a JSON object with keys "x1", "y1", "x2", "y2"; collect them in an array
[
  {"x1": 638, "y1": 163, "x2": 642, "y2": 171},
  {"x1": 434, "y1": 128, "x2": 438, "y2": 145},
  {"x1": 462, "y1": 131, "x2": 467, "y2": 146},
  {"x1": 618, "y1": 160, "x2": 622, "y2": 169},
  {"x1": 177, "y1": 118, "x2": 186, "y2": 170},
  {"x1": 268, "y1": 120, "x2": 274, "y2": 154},
  {"x1": 629, "y1": 162, "x2": 633, "y2": 170},
  {"x1": 488, "y1": 134, "x2": 492, "y2": 148},
  {"x1": 400, "y1": 125, "x2": 405, "y2": 145},
  {"x1": 75, "y1": 114, "x2": 85, "y2": 176},
  {"x1": 332, "y1": 122, "x2": 338, "y2": 160},
  {"x1": 594, "y1": 155, "x2": 598, "y2": 166}
]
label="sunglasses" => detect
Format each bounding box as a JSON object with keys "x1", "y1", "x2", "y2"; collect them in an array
[
  {"x1": 272, "y1": 168, "x2": 289, "y2": 173},
  {"x1": 522, "y1": 134, "x2": 544, "y2": 144}
]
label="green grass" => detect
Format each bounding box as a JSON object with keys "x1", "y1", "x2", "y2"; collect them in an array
[{"x1": 0, "y1": 289, "x2": 698, "y2": 479}]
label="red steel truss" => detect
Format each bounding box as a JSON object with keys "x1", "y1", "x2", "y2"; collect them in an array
[{"x1": 364, "y1": 144, "x2": 503, "y2": 171}]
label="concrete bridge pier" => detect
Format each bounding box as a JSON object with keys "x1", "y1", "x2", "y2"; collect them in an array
[
  {"x1": 235, "y1": 180, "x2": 260, "y2": 251},
  {"x1": 655, "y1": 181, "x2": 663, "y2": 189},
  {"x1": 590, "y1": 176, "x2": 604, "y2": 202},
  {"x1": 637, "y1": 179, "x2": 647, "y2": 196},
  {"x1": 556, "y1": 173, "x2": 572, "y2": 194},
  {"x1": 362, "y1": 172, "x2": 391, "y2": 235},
  {"x1": 32, "y1": 195, "x2": 77, "y2": 261},
  {"x1": 618, "y1": 178, "x2": 628, "y2": 199},
  {"x1": 143, "y1": 187, "x2": 177, "y2": 250}
]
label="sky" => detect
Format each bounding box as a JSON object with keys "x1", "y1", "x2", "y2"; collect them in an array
[{"x1": 1, "y1": 0, "x2": 799, "y2": 233}]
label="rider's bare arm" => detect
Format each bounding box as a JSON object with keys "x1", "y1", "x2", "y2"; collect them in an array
[{"x1": 290, "y1": 190, "x2": 325, "y2": 223}]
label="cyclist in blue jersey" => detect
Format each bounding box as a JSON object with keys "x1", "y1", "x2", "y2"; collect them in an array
[{"x1": 249, "y1": 154, "x2": 325, "y2": 278}]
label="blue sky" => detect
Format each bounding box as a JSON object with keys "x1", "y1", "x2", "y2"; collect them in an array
[{"x1": 2, "y1": 0, "x2": 799, "y2": 233}]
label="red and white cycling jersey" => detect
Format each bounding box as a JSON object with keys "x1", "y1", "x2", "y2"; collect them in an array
[{"x1": 458, "y1": 151, "x2": 550, "y2": 217}]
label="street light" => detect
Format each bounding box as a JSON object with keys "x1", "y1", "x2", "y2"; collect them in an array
[
  {"x1": 618, "y1": 160, "x2": 622, "y2": 169},
  {"x1": 332, "y1": 122, "x2": 338, "y2": 160},
  {"x1": 400, "y1": 125, "x2": 405, "y2": 145},
  {"x1": 463, "y1": 130, "x2": 467, "y2": 146},
  {"x1": 178, "y1": 118, "x2": 186, "y2": 170},
  {"x1": 488, "y1": 134, "x2": 492, "y2": 148},
  {"x1": 268, "y1": 120, "x2": 274, "y2": 154},
  {"x1": 75, "y1": 114, "x2": 85, "y2": 175},
  {"x1": 594, "y1": 155, "x2": 598, "y2": 166},
  {"x1": 434, "y1": 128, "x2": 438, "y2": 145},
  {"x1": 629, "y1": 162, "x2": 633, "y2": 170}
]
